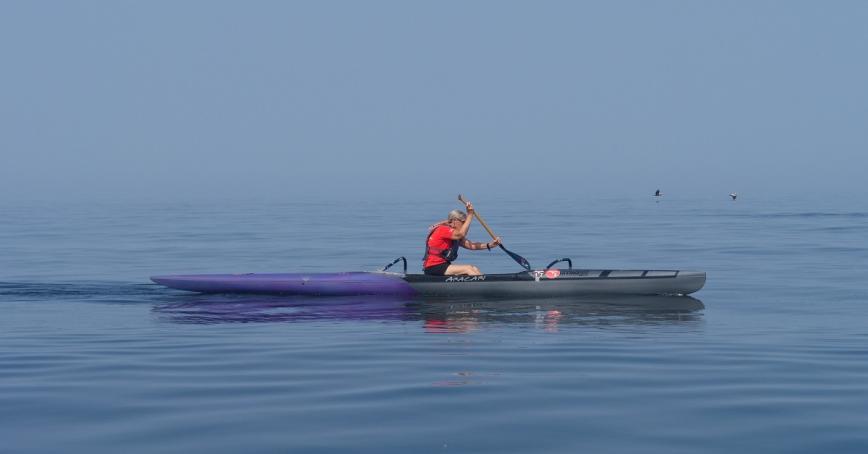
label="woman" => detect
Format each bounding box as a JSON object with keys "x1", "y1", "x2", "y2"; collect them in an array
[{"x1": 423, "y1": 201, "x2": 502, "y2": 276}]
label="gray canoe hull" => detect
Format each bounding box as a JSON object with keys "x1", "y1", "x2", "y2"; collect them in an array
[
  {"x1": 405, "y1": 269, "x2": 706, "y2": 297},
  {"x1": 151, "y1": 269, "x2": 706, "y2": 297}
]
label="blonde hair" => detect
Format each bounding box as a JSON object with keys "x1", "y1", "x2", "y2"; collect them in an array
[{"x1": 447, "y1": 209, "x2": 467, "y2": 222}]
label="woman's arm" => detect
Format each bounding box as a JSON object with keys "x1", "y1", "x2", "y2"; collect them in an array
[
  {"x1": 450, "y1": 203, "x2": 475, "y2": 240},
  {"x1": 459, "y1": 238, "x2": 498, "y2": 250}
]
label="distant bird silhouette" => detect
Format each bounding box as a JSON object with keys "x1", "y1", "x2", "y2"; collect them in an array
[
  {"x1": 654, "y1": 189, "x2": 662, "y2": 197},
  {"x1": 730, "y1": 193, "x2": 738, "y2": 200}
]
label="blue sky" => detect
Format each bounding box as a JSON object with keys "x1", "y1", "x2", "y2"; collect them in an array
[{"x1": 2, "y1": 1, "x2": 866, "y2": 201}]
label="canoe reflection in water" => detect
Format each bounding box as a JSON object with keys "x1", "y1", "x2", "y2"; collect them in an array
[{"x1": 153, "y1": 294, "x2": 704, "y2": 331}]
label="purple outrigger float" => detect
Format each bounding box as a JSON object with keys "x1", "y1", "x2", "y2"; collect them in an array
[
  {"x1": 151, "y1": 257, "x2": 706, "y2": 298},
  {"x1": 151, "y1": 272, "x2": 416, "y2": 297}
]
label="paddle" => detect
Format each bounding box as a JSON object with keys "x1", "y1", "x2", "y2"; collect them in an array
[{"x1": 457, "y1": 194, "x2": 532, "y2": 271}]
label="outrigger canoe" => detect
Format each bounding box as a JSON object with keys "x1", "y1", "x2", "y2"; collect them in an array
[{"x1": 151, "y1": 257, "x2": 705, "y2": 297}]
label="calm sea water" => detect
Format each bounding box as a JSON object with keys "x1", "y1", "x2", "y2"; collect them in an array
[{"x1": 2, "y1": 195, "x2": 868, "y2": 453}]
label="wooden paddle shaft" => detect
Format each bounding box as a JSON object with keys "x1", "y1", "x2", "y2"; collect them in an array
[
  {"x1": 457, "y1": 194, "x2": 532, "y2": 270},
  {"x1": 457, "y1": 194, "x2": 498, "y2": 240}
]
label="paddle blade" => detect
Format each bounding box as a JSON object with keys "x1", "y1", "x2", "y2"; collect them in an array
[{"x1": 500, "y1": 245, "x2": 532, "y2": 270}]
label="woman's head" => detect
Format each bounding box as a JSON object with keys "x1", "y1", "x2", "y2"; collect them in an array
[{"x1": 447, "y1": 210, "x2": 467, "y2": 225}]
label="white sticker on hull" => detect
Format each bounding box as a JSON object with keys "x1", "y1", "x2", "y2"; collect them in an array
[{"x1": 531, "y1": 270, "x2": 561, "y2": 282}]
